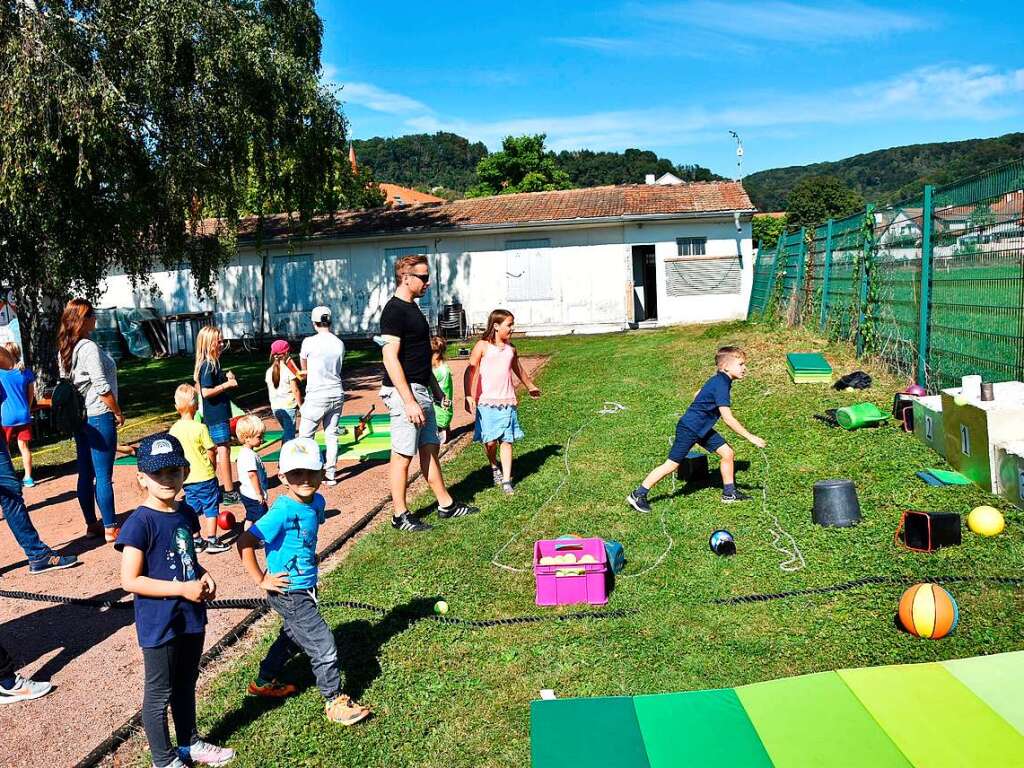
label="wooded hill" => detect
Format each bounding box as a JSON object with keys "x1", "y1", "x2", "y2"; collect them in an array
[
  {"x1": 744, "y1": 132, "x2": 1024, "y2": 212},
  {"x1": 351, "y1": 132, "x2": 722, "y2": 196}
]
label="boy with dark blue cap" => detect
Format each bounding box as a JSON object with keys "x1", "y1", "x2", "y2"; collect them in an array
[
  {"x1": 116, "y1": 433, "x2": 234, "y2": 768},
  {"x1": 627, "y1": 346, "x2": 766, "y2": 513}
]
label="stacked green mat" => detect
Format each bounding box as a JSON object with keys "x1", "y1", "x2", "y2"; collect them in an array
[
  {"x1": 532, "y1": 651, "x2": 1024, "y2": 767},
  {"x1": 787, "y1": 352, "x2": 833, "y2": 384}
]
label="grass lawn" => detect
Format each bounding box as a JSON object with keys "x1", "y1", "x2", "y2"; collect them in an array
[
  {"x1": 24, "y1": 345, "x2": 381, "y2": 470},
  {"x1": 160, "y1": 323, "x2": 1021, "y2": 767}
]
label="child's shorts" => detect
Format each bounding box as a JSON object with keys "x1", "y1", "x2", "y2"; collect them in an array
[
  {"x1": 184, "y1": 477, "x2": 221, "y2": 519},
  {"x1": 241, "y1": 495, "x2": 268, "y2": 523},
  {"x1": 669, "y1": 422, "x2": 726, "y2": 463},
  {"x1": 473, "y1": 404, "x2": 524, "y2": 444},
  {"x1": 3, "y1": 424, "x2": 31, "y2": 444},
  {"x1": 206, "y1": 420, "x2": 232, "y2": 446}
]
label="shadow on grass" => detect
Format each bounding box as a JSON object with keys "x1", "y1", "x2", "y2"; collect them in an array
[
  {"x1": 650, "y1": 458, "x2": 755, "y2": 501},
  {"x1": 423, "y1": 444, "x2": 563, "y2": 513},
  {"x1": 204, "y1": 597, "x2": 438, "y2": 742}
]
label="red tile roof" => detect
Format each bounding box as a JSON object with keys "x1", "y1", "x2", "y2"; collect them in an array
[
  {"x1": 204, "y1": 182, "x2": 754, "y2": 244},
  {"x1": 378, "y1": 183, "x2": 445, "y2": 205}
]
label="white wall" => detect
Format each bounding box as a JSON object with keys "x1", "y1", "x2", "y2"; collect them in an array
[{"x1": 98, "y1": 217, "x2": 753, "y2": 338}]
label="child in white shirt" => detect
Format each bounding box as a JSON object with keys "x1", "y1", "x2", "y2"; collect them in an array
[{"x1": 233, "y1": 415, "x2": 268, "y2": 528}]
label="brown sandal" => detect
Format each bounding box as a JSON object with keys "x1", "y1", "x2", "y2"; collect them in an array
[{"x1": 325, "y1": 694, "x2": 371, "y2": 725}]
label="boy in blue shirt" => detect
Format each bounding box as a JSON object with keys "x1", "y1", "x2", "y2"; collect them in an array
[
  {"x1": 236, "y1": 438, "x2": 371, "y2": 726},
  {"x1": 627, "y1": 346, "x2": 765, "y2": 513},
  {"x1": 116, "y1": 433, "x2": 234, "y2": 768}
]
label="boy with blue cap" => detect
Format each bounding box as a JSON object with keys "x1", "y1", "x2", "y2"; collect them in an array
[{"x1": 116, "y1": 433, "x2": 234, "y2": 768}]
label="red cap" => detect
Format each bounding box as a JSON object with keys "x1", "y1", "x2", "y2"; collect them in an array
[{"x1": 270, "y1": 339, "x2": 290, "y2": 355}]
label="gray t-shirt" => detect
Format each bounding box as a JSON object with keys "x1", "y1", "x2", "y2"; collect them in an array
[
  {"x1": 60, "y1": 339, "x2": 119, "y2": 417},
  {"x1": 300, "y1": 331, "x2": 345, "y2": 401}
]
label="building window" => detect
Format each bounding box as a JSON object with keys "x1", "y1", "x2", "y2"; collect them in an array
[
  {"x1": 664, "y1": 257, "x2": 741, "y2": 297},
  {"x1": 504, "y1": 238, "x2": 553, "y2": 301},
  {"x1": 676, "y1": 237, "x2": 707, "y2": 256},
  {"x1": 272, "y1": 254, "x2": 314, "y2": 314}
]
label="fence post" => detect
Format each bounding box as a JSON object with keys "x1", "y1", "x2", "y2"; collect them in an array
[
  {"x1": 794, "y1": 227, "x2": 807, "y2": 318},
  {"x1": 765, "y1": 234, "x2": 783, "y2": 316},
  {"x1": 917, "y1": 185, "x2": 934, "y2": 387},
  {"x1": 856, "y1": 205, "x2": 875, "y2": 357},
  {"x1": 819, "y1": 219, "x2": 834, "y2": 332}
]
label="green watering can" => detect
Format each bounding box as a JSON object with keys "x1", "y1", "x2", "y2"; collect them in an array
[{"x1": 836, "y1": 402, "x2": 888, "y2": 430}]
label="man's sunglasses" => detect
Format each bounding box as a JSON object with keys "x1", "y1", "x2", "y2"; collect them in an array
[{"x1": 408, "y1": 272, "x2": 430, "y2": 283}]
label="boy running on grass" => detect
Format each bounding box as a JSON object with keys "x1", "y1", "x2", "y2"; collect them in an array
[
  {"x1": 627, "y1": 345, "x2": 765, "y2": 512},
  {"x1": 236, "y1": 437, "x2": 371, "y2": 725}
]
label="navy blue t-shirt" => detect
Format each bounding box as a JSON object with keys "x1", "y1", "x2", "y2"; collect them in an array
[
  {"x1": 115, "y1": 504, "x2": 207, "y2": 648},
  {"x1": 678, "y1": 371, "x2": 733, "y2": 437},
  {"x1": 198, "y1": 361, "x2": 231, "y2": 425}
]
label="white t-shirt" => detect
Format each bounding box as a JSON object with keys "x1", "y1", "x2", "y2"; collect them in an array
[
  {"x1": 300, "y1": 331, "x2": 345, "y2": 400},
  {"x1": 235, "y1": 445, "x2": 267, "y2": 501},
  {"x1": 265, "y1": 363, "x2": 297, "y2": 411}
]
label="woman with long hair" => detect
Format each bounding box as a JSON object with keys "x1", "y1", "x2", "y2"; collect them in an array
[
  {"x1": 57, "y1": 298, "x2": 125, "y2": 541},
  {"x1": 193, "y1": 325, "x2": 239, "y2": 503}
]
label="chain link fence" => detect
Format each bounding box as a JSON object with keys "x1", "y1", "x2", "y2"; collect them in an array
[{"x1": 748, "y1": 158, "x2": 1024, "y2": 390}]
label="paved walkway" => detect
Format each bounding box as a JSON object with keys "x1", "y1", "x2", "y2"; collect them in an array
[{"x1": 0, "y1": 357, "x2": 540, "y2": 768}]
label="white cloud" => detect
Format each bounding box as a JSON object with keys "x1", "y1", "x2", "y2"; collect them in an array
[
  {"x1": 403, "y1": 65, "x2": 1024, "y2": 152},
  {"x1": 337, "y1": 81, "x2": 431, "y2": 115},
  {"x1": 638, "y1": 1, "x2": 929, "y2": 43}
]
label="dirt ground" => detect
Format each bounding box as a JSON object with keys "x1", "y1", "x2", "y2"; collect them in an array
[{"x1": 0, "y1": 357, "x2": 543, "y2": 768}]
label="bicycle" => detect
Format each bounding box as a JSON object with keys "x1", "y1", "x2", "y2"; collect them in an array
[{"x1": 221, "y1": 332, "x2": 258, "y2": 354}]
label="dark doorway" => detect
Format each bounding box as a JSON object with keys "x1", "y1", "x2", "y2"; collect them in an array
[{"x1": 631, "y1": 245, "x2": 658, "y2": 321}]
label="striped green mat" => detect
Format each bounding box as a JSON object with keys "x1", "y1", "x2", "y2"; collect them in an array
[{"x1": 531, "y1": 651, "x2": 1024, "y2": 767}]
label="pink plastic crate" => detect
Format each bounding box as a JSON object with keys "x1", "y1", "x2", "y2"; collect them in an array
[{"x1": 533, "y1": 538, "x2": 608, "y2": 606}]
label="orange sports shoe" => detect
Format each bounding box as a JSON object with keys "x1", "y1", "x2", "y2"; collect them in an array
[
  {"x1": 326, "y1": 694, "x2": 371, "y2": 725},
  {"x1": 247, "y1": 679, "x2": 298, "y2": 698}
]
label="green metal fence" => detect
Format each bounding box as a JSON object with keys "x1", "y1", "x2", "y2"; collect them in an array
[{"x1": 747, "y1": 157, "x2": 1024, "y2": 389}]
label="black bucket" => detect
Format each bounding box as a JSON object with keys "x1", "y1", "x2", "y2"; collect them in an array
[{"x1": 812, "y1": 479, "x2": 862, "y2": 527}]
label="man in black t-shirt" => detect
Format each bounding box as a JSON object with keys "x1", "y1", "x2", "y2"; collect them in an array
[{"x1": 379, "y1": 255, "x2": 478, "y2": 533}]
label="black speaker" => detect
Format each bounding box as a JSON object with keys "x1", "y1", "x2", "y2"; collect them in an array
[
  {"x1": 899, "y1": 511, "x2": 962, "y2": 552},
  {"x1": 892, "y1": 394, "x2": 915, "y2": 432}
]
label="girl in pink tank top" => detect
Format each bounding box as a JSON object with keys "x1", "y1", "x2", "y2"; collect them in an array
[{"x1": 466, "y1": 309, "x2": 541, "y2": 494}]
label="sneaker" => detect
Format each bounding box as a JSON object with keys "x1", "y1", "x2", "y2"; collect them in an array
[
  {"x1": 21, "y1": 477, "x2": 35, "y2": 488},
  {"x1": 193, "y1": 537, "x2": 208, "y2": 553},
  {"x1": 153, "y1": 759, "x2": 186, "y2": 768},
  {"x1": 626, "y1": 491, "x2": 652, "y2": 514},
  {"x1": 491, "y1": 467, "x2": 503, "y2": 487},
  {"x1": 29, "y1": 554, "x2": 79, "y2": 575},
  {"x1": 105, "y1": 526, "x2": 121, "y2": 543},
  {"x1": 325, "y1": 694, "x2": 371, "y2": 726},
  {"x1": 437, "y1": 501, "x2": 479, "y2": 519},
  {"x1": 0, "y1": 674, "x2": 53, "y2": 704},
  {"x1": 392, "y1": 512, "x2": 432, "y2": 533},
  {"x1": 501, "y1": 481, "x2": 515, "y2": 496},
  {"x1": 722, "y1": 489, "x2": 753, "y2": 504},
  {"x1": 179, "y1": 739, "x2": 235, "y2": 766},
  {"x1": 248, "y1": 678, "x2": 298, "y2": 698},
  {"x1": 204, "y1": 538, "x2": 230, "y2": 554},
  {"x1": 324, "y1": 474, "x2": 338, "y2": 487},
  {"x1": 221, "y1": 491, "x2": 241, "y2": 505}
]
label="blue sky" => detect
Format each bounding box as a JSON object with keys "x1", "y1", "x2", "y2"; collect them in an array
[{"x1": 319, "y1": 1, "x2": 1024, "y2": 177}]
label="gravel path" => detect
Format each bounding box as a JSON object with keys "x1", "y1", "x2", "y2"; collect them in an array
[{"x1": 0, "y1": 357, "x2": 543, "y2": 768}]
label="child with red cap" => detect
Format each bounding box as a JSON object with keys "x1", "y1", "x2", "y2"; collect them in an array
[{"x1": 265, "y1": 339, "x2": 303, "y2": 443}]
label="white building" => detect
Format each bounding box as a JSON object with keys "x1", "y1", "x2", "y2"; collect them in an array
[{"x1": 99, "y1": 182, "x2": 757, "y2": 339}]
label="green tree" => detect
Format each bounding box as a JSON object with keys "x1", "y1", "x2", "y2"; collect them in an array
[
  {"x1": 786, "y1": 176, "x2": 865, "y2": 229},
  {"x1": 752, "y1": 214, "x2": 788, "y2": 251},
  {"x1": 0, "y1": 0, "x2": 358, "y2": 376},
  {"x1": 352, "y1": 132, "x2": 488, "y2": 194},
  {"x1": 465, "y1": 135, "x2": 573, "y2": 197}
]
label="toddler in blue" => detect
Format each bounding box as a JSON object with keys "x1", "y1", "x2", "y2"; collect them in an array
[{"x1": 236, "y1": 437, "x2": 371, "y2": 725}]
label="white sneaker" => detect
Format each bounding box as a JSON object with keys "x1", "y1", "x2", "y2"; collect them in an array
[
  {"x1": 0, "y1": 675, "x2": 53, "y2": 704},
  {"x1": 153, "y1": 758, "x2": 187, "y2": 768},
  {"x1": 180, "y1": 739, "x2": 235, "y2": 766}
]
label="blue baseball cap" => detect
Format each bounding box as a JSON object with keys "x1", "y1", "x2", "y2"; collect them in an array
[{"x1": 136, "y1": 432, "x2": 189, "y2": 473}]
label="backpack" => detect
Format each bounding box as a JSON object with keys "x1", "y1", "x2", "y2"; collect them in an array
[{"x1": 50, "y1": 342, "x2": 87, "y2": 438}]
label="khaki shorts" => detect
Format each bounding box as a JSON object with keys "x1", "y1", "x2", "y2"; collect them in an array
[{"x1": 380, "y1": 384, "x2": 440, "y2": 457}]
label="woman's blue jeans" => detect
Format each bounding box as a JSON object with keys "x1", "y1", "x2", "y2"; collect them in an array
[
  {"x1": 274, "y1": 408, "x2": 297, "y2": 444},
  {"x1": 74, "y1": 412, "x2": 118, "y2": 528}
]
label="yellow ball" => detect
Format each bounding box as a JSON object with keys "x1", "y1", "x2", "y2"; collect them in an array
[
  {"x1": 968, "y1": 506, "x2": 1005, "y2": 536},
  {"x1": 434, "y1": 600, "x2": 448, "y2": 615},
  {"x1": 953, "y1": 394, "x2": 968, "y2": 406}
]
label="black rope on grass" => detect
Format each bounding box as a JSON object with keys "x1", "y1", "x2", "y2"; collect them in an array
[{"x1": 715, "y1": 575, "x2": 1024, "y2": 605}]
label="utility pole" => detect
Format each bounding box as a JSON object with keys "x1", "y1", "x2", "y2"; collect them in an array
[{"x1": 728, "y1": 130, "x2": 743, "y2": 181}]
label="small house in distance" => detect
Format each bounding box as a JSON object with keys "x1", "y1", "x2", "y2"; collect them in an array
[{"x1": 99, "y1": 182, "x2": 756, "y2": 338}]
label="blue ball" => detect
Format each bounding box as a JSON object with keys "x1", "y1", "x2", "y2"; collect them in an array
[{"x1": 709, "y1": 529, "x2": 736, "y2": 556}]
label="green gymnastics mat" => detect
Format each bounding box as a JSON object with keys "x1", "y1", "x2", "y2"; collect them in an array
[
  {"x1": 786, "y1": 352, "x2": 833, "y2": 372},
  {"x1": 262, "y1": 415, "x2": 392, "y2": 463},
  {"x1": 531, "y1": 651, "x2": 1024, "y2": 767}
]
